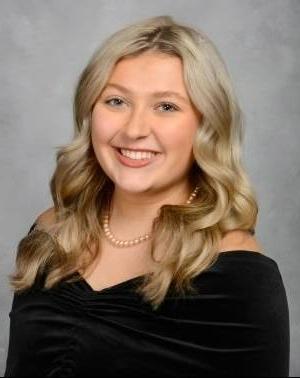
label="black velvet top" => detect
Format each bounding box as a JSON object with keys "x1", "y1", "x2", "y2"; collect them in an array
[{"x1": 4, "y1": 223, "x2": 290, "y2": 377}]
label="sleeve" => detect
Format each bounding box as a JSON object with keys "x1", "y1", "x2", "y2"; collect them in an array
[
  {"x1": 4, "y1": 289, "x2": 43, "y2": 377},
  {"x1": 252, "y1": 262, "x2": 290, "y2": 376},
  {"x1": 218, "y1": 258, "x2": 290, "y2": 377},
  {"x1": 4, "y1": 222, "x2": 41, "y2": 377}
]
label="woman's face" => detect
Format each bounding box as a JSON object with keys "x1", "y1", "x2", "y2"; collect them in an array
[{"x1": 91, "y1": 51, "x2": 202, "y2": 195}]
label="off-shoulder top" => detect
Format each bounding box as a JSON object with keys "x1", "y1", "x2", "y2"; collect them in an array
[{"x1": 4, "y1": 223, "x2": 290, "y2": 377}]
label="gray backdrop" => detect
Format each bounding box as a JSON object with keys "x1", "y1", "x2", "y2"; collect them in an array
[{"x1": 1, "y1": 0, "x2": 299, "y2": 376}]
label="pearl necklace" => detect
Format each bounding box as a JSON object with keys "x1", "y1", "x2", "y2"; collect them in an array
[{"x1": 102, "y1": 185, "x2": 200, "y2": 248}]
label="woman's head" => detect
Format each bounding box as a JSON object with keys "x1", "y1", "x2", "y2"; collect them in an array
[
  {"x1": 74, "y1": 15, "x2": 243, "y2": 195},
  {"x1": 10, "y1": 16, "x2": 258, "y2": 311},
  {"x1": 90, "y1": 51, "x2": 201, "y2": 196}
]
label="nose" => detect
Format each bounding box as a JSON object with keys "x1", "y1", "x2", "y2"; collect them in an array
[{"x1": 122, "y1": 106, "x2": 151, "y2": 139}]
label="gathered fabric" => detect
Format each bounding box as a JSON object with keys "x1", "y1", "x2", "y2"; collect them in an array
[{"x1": 5, "y1": 243, "x2": 289, "y2": 377}]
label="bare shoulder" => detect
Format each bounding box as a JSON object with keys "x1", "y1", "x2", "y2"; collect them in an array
[
  {"x1": 218, "y1": 230, "x2": 264, "y2": 254},
  {"x1": 35, "y1": 206, "x2": 56, "y2": 227}
]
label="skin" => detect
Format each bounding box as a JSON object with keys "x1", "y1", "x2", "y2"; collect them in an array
[{"x1": 90, "y1": 51, "x2": 203, "y2": 239}]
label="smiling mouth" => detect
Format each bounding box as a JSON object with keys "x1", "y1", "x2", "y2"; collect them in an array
[
  {"x1": 113, "y1": 146, "x2": 162, "y2": 167},
  {"x1": 115, "y1": 147, "x2": 160, "y2": 158},
  {"x1": 115, "y1": 147, "x2": 160, "y2": 154}
]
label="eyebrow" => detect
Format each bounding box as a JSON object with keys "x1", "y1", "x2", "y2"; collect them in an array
[{"x1": 103, "y1": 83, "x2": 189, "y2": 104}]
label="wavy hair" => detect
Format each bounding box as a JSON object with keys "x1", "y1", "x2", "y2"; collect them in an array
[{"x1": 9, "y1": 15, "x2": 258, "y2": 310}]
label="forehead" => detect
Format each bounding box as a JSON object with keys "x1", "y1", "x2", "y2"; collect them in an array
[
  {"x1": 103, "y1": 53, "x2": 189, "y2": 103},
  {"x1": 103, "y1": 83, "x2": 189, "y2": 104}
]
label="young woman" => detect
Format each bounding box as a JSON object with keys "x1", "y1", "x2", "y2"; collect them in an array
[{"x1": 4, "y1": 15, "x2": 289, "y2": 377}]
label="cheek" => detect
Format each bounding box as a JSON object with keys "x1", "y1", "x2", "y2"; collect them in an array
[
  {"x1": 91, "y1": 109, "x2": 119, "y2": 145},
  {"x1": 162, "y1": 123, "x2": 197, "y2": 156},
  {"x1": 91, "y1": 121, "x2": 110, "y2": 145}
]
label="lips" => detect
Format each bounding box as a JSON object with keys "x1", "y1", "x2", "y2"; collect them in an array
[{"x1": 113, "y1": 146, "x2": 162, "y2": 168}]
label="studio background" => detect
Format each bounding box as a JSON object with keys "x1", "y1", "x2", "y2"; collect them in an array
[{"x1": 0, "y1": 0, "x2": 299, "y2": 376}]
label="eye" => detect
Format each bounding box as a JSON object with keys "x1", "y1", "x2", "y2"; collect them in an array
[
  {"x1": 158, "y1": 102, "x2": 179, "y2": 113},
  {"x1": 104, "y1": 97, "x2": 179, "y2": 112},
  {"x1": 104, "y1": 97, "x2": 125, "y2": 107}
]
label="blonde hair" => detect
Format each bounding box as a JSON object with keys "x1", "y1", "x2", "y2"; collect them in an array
[{"x1": 9, "y1": 15, "x2": 258, "y2": 310}]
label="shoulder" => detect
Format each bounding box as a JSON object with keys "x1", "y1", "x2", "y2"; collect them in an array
[
  {"x1": 218, "y1": 230, "x2": 264, "y2": 254},
  {"x1": 213, "y1": 232, "x2": 285, "y2": 302},
  {"x1": 35, "y1": 206, "x2": 56, "y2": 228}
]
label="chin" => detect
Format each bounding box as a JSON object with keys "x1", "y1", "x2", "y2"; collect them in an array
[{"x1": 114, "y1": 183, "x2": 154, "y2": 194}]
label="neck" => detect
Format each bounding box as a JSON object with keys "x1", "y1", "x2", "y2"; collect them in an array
[{"x1": 107, "y1": 180, "x2": 194, "y2": 239}]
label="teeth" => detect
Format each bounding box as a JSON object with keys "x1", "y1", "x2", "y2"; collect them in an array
[{"x1": 120, "y1": 149, "x2": 157, "y2": 160}]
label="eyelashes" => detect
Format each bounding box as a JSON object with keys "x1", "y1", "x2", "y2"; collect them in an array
[{"x1": 104, "y1": 97, "x2": 179, "y2": 113}]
